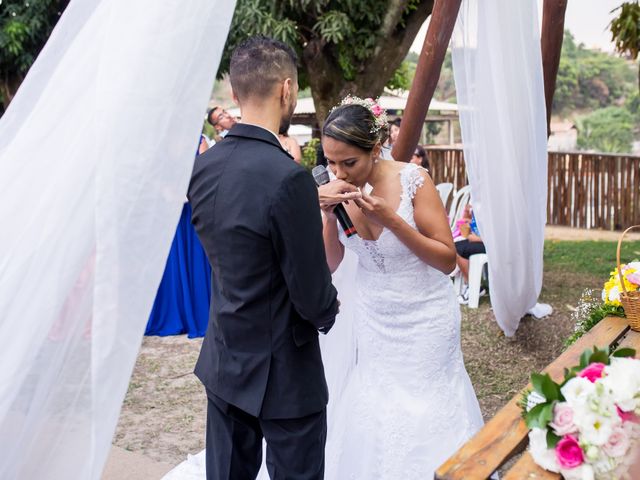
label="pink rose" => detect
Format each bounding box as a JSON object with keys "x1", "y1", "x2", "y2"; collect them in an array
[
  {"x1": 555, "y1": 435, "x2": 584, "y2": 469},
  {"x1": 371, "y1": 105, "x2": 384, "y2": 116},
  {"x1": 617, "y1": 405, "x2": 639, "y2": 424},
  {"x1": 578, "y1": 362, "x2": 606, "y2": 383},
  {"x1": 627, "y1": 272, "x2": 640, "y2": 285},
  {"x1": 549, "y1": 403, "x2": 578, "y2": 436},
  {"x1": 364, "y1": 97, "x2": 374, "y2": 103},
  {"x1": 603, "y1": 426, "x2": 631, "y2": 458}
]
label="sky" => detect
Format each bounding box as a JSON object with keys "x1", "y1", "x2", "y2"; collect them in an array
[{"x1": 410, "y1": 0, "x2": 627, "y2": 54}]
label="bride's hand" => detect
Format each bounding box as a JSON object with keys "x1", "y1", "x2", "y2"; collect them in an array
[
  {"x1": 353, "y1": 192, "x2": 395, "y2": 226},
  {"x1": 318, "y1": 180, "x2": 362, "y2": 217}
]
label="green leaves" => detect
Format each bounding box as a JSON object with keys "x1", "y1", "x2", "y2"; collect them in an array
[
  {"x1": 609, "y1": 2, "x2": 640, "y2": 59},
  {"x1": 612, "y1": 347, "x2": 637, "y2": 358},
  {"x1": 525, "y1": 401, "x2": 555, "y2": 430},
  {"x1": 314, "y1": 11, "x2": 353, "y2": 44},
  {"x1": 531, "y1": 373, "x2": 562, "y2": 402},
  {"x1": 576, "y1": 107, "x2": 635, "y2": 154},
  {"x1": 546, "y1": 430, "x2": 562, "y2": 449}
]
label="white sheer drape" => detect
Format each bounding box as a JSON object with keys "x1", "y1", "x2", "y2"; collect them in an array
[
  {"x1": 451, "y1": 0, "x2": 548, "y2": 336},
  {"x1": 0, "y1": 1, "x2": 235, "y2": 478}
]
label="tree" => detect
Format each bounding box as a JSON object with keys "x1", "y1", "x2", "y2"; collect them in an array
[
  {"x1": 0, "y1": 0, "x2": 69, "y2": 114},
  {"x1": 609, "y1": 1, "x2": 640, "y2": 90},
  {"x1": 219, "y1": 0, "x2": 434, "y2": 124},
  {"x1": 552, "y1": 31, "x2": 636, "y2": 114},
  {"x1": 576, "y1": 107, "x2": 634, "y2": 154}
]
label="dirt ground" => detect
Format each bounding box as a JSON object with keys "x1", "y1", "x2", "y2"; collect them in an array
[{"x1": 113, "y1": 226, "x2": 628, "y2": 466}]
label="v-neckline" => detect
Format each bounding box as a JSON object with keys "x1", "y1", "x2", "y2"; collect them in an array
[{"x1": 356, "y1": 164, "x2": 411, "y2": 243}]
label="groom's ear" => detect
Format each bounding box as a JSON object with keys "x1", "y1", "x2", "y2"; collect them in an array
[{"x1": 280, "y1": 78, "x2": 293, "y2": 105}]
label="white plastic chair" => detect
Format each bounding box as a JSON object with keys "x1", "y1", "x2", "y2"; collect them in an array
[
  {"x1": 467, "y1": 253, "x2": 489, "y2": 308},
  {"x1": 435, "y1": 182, "x2": 453, "y2": 207},
  {"x1": 452, "y1": 253, "x2": 489, "y2": 309},
  {"x1": 448, "y1": 185, "x2": 471, "y2": 229}
]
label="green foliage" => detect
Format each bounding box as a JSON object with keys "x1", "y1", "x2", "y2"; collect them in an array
[
  {"x1": 432, "y1": 50, "x2": 456, "y2": 102},
  {"x1": 609, "y1": 2, "x2": 640, "y2": 60},
  {"x1": 525, "y1": 402, "x2": 554, "y2": 430},
  {"x1": 219, "y1": 0, "x2": 427, "y2": 90},
  {"x1": 0, "y1": 0, "x2": 68, "y2": 109},
  {"x1": 0, "y1": 1, "x2": 68, "y2": 73},
  {"x1": 626, "y1": 91, "x2": 640, "y2": 116},
  {"x1": 386, "y1": 60, "x2": 415, "y2": 92},
  {"x1": 553, "y1": 31, "x2": 637, "y2": 114},
  {"x1": 576, "y1": 106, "x2": 634, "y2": 153},
  {"x1": 301, "y1": 138, "x2": 320, "y2": 173},
  {"x1": 565, "y1": 289, "x2": 626, "y2": 347}
]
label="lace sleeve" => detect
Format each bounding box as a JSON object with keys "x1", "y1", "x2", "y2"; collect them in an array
[{"x1": 401, "y1": 164, "x2": 427, "y2": 200}]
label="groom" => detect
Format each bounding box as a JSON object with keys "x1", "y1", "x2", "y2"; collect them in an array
[{"x1": 188, "y1": 36, "x2": 339, "y2": 480}]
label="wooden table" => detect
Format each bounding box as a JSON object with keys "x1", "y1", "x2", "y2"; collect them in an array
[{"x1": 434, "y1": 316, "x2": 640, "y2": 480}]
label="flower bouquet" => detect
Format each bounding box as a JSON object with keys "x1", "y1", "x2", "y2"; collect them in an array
[
  {"x1": 602, "y1": 262, "x2": 640, "y2": 307},
  {"x1": 522, "y1": 347, "x2": 640, "y2": 479}
]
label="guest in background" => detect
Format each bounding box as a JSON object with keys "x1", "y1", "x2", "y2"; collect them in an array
[
  {"x1": 380, "y1": 117, "x2": 401, "y2": 160},
  {"x1": 453, "y1": 203, "x2": 486, "y2": 304},
  {"x1": 199, "y1": 134, "x2": 210, "y2": 154},
  {"x1": 207, "y1": 106, "x2": 237, "y2": 140},
  {"x1": 145, "y1": 136, "x2": 212, "y2": 338},
  {"x1": 278, "y1": 124, "x2": 302, "y2": 163},
  {"x1": 411, "y1": 145, "x2": 429, "y2": 171}
]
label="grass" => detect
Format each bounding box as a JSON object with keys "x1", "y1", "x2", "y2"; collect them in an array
[
  {"x1": 115, "y1": 240, "x2": 637, "y2": 465},
  {"x1": 544, "y1": 240, "x2": 640, "y2": 277}
]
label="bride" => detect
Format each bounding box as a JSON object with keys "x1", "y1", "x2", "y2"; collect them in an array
[
  {"x1": 317, "y1": 97, "x2": 484, "y2": 479},
  {"x1": 163, "y1": 98, "x2": 484, "y2": 479}
]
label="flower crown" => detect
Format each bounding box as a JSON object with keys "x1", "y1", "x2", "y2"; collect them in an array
[{"x1": 333, "y1": 95, "x2": 388, "y2": 134}]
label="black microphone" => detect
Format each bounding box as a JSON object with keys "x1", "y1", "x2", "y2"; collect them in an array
[{"x1": 312, "y1": 165, "x2": 357, "y2": 238}]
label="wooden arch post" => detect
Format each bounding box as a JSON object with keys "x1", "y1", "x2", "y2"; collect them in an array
[{"x1": 391, "y1": 0, "x2": 462, "y2": 163}]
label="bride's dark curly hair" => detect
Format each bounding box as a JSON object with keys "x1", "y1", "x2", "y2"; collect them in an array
[{"x1": 322, "y1": 104, "x2": 389, "y2": 152}]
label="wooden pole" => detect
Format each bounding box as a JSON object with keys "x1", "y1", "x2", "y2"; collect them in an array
[
  {"x1": 391, "y1": 0, "x2": 462, "y2": 163},
  {"x1": 541, "y1": 0, "x2": 568, "y2": 138}
]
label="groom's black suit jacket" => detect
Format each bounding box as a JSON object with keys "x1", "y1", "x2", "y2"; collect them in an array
[{"x1": 188, "y1": 123, "x2": 339, "y2": 419}]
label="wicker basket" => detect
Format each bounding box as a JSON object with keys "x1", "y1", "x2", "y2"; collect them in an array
[{"x1": 616, "y1": 225, "x2": 640, "y2": 331}]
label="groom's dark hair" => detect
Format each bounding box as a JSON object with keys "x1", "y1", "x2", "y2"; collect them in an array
[{"x1": 230, "y1": 36, "x2": 298, "y2": 102}]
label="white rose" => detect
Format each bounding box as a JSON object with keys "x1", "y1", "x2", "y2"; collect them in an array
[
  {"x1": 562, "y1": 377, "x2": 597, "y2": 407},
  {"x1": 579, "y1": 411, "x2": 615, "y2": 446},
  {"x1": 528, "y1": 428, "x2": 560, "y2": 473},
  {"x1": 603, "y1": 359, "x2": 640, "y2": 412},
  {"x1": 561, "y1": 464, "x2": 595, "y2": 480}
]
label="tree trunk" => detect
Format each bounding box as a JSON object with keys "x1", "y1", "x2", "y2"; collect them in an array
[
  {"x1": 0, "y1": 73, "x2": 24, "y2": 116},
  {"x1": 302, "y1": 1, "x2": 435, "y2": 128}
]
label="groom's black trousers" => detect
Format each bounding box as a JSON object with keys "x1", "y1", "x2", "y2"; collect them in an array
[{"x1": 206, "y1": 393, "x2": 327, "y2": 480}]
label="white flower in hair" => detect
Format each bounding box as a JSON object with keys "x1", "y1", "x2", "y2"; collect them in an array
[{"x1": 332, "y1": 95, "x2": 389, "y2": 134}]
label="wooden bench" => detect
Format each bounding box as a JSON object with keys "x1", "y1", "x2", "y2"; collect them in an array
[{"x1": 435, "y1": 316, "x2": 639, "y2": 480}]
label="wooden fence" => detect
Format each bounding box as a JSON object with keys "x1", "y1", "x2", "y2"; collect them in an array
[{"x1": 425, "y1": 147, "x2": 640, "y2": 230}]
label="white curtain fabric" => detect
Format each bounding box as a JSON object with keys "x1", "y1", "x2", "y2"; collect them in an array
[
  {"x1": 451, "y1": 0, "x2": 548, "y2": 336},
  {"x1": 0, "y1": 1, "x2": 235, "y2": 478}
]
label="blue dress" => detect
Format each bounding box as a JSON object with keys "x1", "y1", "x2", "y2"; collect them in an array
[{"x1": 145, "y1": 143, "x2": 212, "y2": 338}]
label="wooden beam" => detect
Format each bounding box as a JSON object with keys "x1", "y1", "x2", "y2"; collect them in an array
[
  {"x1": 541, "y1": 0, "x2": 568, "y2": 137},
  {"x1": 391, "y1": 0, "x2": 462, "y2": 163}
]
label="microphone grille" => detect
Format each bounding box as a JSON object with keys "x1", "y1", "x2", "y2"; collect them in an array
[{"x1": 311, "y1": 165, "x2": 330, "y2": 186}]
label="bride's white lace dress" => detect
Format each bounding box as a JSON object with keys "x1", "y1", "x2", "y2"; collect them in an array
[
  {"x1": 323, "y1": 163, "x2": 484, "y2": 479},
  {"x1": 162, "y1": 163, "x2": 483, "y2": 480}
]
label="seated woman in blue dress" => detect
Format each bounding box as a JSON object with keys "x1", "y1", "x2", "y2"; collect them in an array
[{"x1": 145, "y1": 136, "x2": 212, "y2": 338}]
